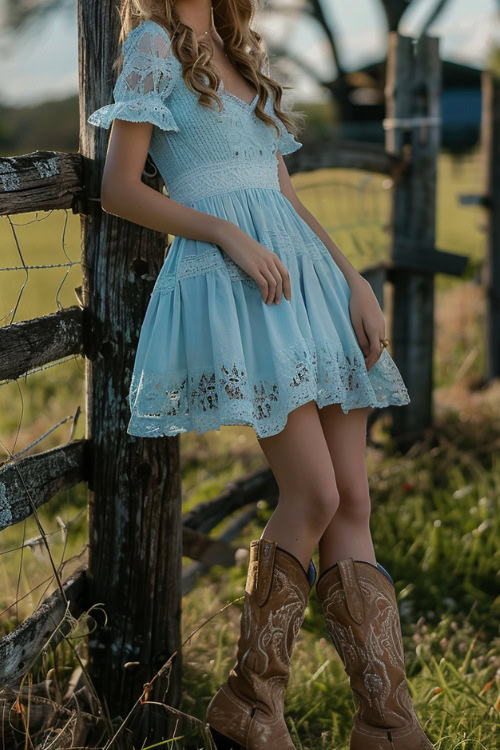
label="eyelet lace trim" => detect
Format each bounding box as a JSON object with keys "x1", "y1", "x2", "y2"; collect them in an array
[
  {"x1": 276, "y1": 126, "x2": 302, "y2": 156},
  {"x1": 262, "y1": 93, "x2": 303, "y2": 156},
  {"x1": 87, "y1": 22, "x2": 180, "y2": 132},
  {"x1": 151, "y1": 229, "x2": 332, "y2": 295},
  {"x1": 127, "y1": 339, "x2": 411, "y2": 439},
  {"x1": 87, "y1": 92, "x2": 179, "y2": 132},
  {"x1": 166, "y1": 161, "x2": 280, "y2": 204}
]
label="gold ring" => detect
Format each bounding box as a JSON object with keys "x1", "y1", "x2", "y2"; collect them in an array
[{"x1": 380, "y1": 338, "x2": 389, "y2": 348}]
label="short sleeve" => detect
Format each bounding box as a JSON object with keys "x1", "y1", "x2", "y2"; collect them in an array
[
  {"x1": 274, "y1": 93, "x2": 302, "y2": 155},
  {"x1": 87, "y1": 21, "x2": 180, "y2": 132},
  {"x1": 277, "y1": 124, "x2": 302, "y2": 156}
]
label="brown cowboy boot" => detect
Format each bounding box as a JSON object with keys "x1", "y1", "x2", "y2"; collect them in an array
[
  {"x1": 315, "y1": 558, "x2": 433, "y2": 749},
  {"x1": 206, "y1": 537, "x2": 316, "y2": 749}
]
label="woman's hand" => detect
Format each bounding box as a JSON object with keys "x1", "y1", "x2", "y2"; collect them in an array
[
  {"x1": 217, "y1": 224, "x2": 291, "y2": 305},
  {"x1": 348, "y1": 276, "x2": 386, "y2": 372}
]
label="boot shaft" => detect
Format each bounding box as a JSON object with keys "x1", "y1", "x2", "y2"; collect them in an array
[
  {"x1": 206, "y1": 538, "x2": 316, "y2": 749},
  {"x1": 230, "y1": 539, "x2": 314, "y2": 704},
  {"x1": 316, "y1": 559, "x2": 433, "y2": 749}
]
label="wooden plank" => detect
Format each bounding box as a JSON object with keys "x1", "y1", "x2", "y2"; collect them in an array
[
  {"x1": 393, "y1": 245, "x2": 469, "y2": 276},
  {"x1": 284, "y1": 138, "x2": 406, "y2": 177},
  {"x1": 481, "y1": 71, "x2": 500, "y2": 379},
  {"x1": 385, "y1": 32, "x2": 441, "y2": 442},
  {"x1": 0, "y1": 441, "x2": 86, "y2": 530},
  {"x1": 0, "y1": 139, "x2": 405, "y2": 218},
  {"x1": 182, "y1": 526, "x2": 237, "y2": 567},
  {"x1": 182, "y1": 467, "x2": 278, "y2": 533},
  {"x1": 79, "y1": 2, "x2": 183, "y2": 740},
  {"x1": 0, "y1": 307, "x2": 83, "y2": 382},
  {"x1": 182, "y1": 506, "x2": 260, "y2": 596},
  {"x1": 0, "y1": 567, "x2": 87, "y2": 686},
  {"x1": 459, "y1": 193, "x2": 491, "y2": 208},
  {"x1": 360, "y1": 264, "x2": 388, "y2": 309},
  {"x1": 0, "y1": 151, "x2": 84, "y2": 215}
]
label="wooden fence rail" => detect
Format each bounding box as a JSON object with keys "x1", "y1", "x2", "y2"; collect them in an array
[
  {"x1": 0, "y1": 307, "x2": 84, "y2": 382},
  {"x1": 0, "y1": 441, "x2": 87, "y2": 530},
  {"x1": 0, "y1": 567, "x2": 87, "y2": 685},
  {"x1": 0, "y1": 463, "x2": 279, "y2": 684}
]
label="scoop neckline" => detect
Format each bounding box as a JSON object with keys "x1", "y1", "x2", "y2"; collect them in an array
[
  {"x1": 216, "y1": 77, "x2": 259, "y2": 109},
  {"x1": 218, "y1": 81, "x2": 259, "y2": 109}
]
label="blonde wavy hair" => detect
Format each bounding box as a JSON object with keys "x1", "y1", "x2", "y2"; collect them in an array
[{"x1": 115, "y1": 0, "x2": 305, "y2": 139}]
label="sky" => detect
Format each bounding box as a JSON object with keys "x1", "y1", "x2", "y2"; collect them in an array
[{"x1": 0, "y1": 0, "x2": 498, "y2": 107}]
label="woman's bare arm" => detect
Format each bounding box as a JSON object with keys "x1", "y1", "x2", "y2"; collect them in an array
[
  {"x1": 98, "y1": 120, "x2": 292, "y2": 304},
  {"x1": 275, "y1": 151, "x2": 367, "y2": 290},
  {"x1": 276, "y1": 151, "x2": 385, "y2": 370},
  {"x1": 100, "y1": 119, "x2": 235, "y2": 245}
]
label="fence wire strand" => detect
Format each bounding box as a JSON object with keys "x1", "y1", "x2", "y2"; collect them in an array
[{"x1": 1, "y1": 207, "x2": 85, "y2": 635}]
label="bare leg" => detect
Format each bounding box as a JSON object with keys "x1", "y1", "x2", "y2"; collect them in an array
[
  {"x1": 317, "y1": 403, "x2": 376, "y2": 573},
  {"x1": 256, "y1": 400, "x2": 340, "y2": 574}
]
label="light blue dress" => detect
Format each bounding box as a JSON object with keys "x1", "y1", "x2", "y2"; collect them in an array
[{"x1": 88, "y1": 19, "x2": 410, "y2": 439}]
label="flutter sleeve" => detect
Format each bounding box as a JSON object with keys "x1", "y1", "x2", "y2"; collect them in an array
[
  {"x1": 276, "y1": 121, "x2": 303, "y2": 156},
  {"x1": 87, "y1": 21, "x2": 180, "y2": 132}
]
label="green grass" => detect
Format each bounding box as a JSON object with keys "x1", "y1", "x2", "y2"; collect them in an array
[{"x1": 175, "y1": 413, "x2": 500, "y2": 749}]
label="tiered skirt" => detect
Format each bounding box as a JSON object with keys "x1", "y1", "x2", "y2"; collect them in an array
[{"x1": 127, "y1": 186, "x2": 410, "y2": 438}]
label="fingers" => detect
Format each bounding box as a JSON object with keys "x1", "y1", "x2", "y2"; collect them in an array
[
  {"x1": 363, "y1": 321, "x2": 385, "y2": 372},
  {"x1": 352, "y1": 317, "x2": 370, "y2": 361},
  {"x1": 352, "y1": 317, "x2": 385, "y2": 372},
  {"x1": 275, "y1": 257, "x2": 291, "y2": 301},
  {"x1": 259, "y1": 266, "x2": 278, "y2": 304},
  {"x1": 258, "y1": 253, "x2": 290, "y2": 305}
]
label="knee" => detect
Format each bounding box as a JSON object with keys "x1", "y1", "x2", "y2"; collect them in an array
[
  {"x1": 337, "y1": 484, "x2": 372, "y2": 525},
  {"x1": 280, "y1": 485, "x2": 340, "y2": 533}
]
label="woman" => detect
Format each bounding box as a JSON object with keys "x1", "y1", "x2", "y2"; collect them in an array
[{"x1": 88, "y1": 1, "x2": 431, "y2": 748}]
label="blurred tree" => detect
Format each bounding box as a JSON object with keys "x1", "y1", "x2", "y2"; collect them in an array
[
  {"x1": 4, "y1": 0, "x2": 74, "y2": 31},
  {"x1": 4, "y1": 0, "x2": 499, "y2": 122},
  {"x1": 489, "y1": 46, "x2": 500, "y2": 76},
  {"x1": 266, "y1": 0, "x2": 465, "y2": 120}
]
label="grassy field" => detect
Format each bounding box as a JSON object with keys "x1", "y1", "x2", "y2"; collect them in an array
[{"x1": 1, "y1": 149, "x2": 499, "y2": 748}]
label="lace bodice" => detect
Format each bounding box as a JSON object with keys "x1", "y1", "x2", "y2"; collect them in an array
[{"x1": 87, "y1": 20, "x2": 302, "y2": 205}]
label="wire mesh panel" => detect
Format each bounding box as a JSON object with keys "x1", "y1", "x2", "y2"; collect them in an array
[
  {"x1": 293, "y1": 168, "x2": 393, "y2": 270},
  {"x1": 0, "y1": 207, "x2": 86, "y2": 634}
]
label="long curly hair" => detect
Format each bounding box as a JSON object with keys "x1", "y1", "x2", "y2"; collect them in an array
[{"x1": 115, "y1": 0, "x2": 305, "y2": 139}]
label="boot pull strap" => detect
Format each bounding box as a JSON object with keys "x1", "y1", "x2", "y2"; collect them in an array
[
  {"x1": 246, "y1": 538, "x2": 276, "y2": 606},
  {"x1": 338, "y1": 559, "x2": 365, "y2": 624}
]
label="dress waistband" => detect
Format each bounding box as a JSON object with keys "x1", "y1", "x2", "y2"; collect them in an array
[{"x1": 166, "y1": 160, "x2": 280, "y2": 204}]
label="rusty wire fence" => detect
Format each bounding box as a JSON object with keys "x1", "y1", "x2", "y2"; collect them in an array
[{"x1": 1, "y1": 206, "x2": 86, "y2": 637}]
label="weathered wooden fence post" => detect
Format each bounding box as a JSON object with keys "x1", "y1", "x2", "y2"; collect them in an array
[
  {"x1": 384, "y1": 33, "x2": 441, "y2": 441},
  {"x1": 481, "y1": 71, "x2": 500, "y2": 380},
  {"x1": 79, "y1": 1, "x2": 182, "y2": 742}
]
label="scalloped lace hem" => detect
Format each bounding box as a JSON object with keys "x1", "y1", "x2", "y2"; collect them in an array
[{"x1": 127, "y1": 340, "x2": 410, "y2": 439}]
